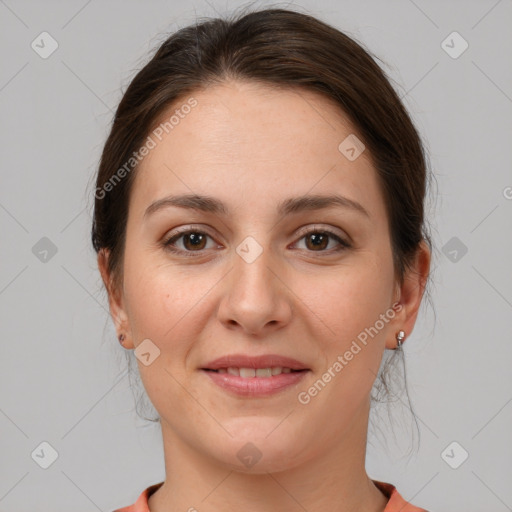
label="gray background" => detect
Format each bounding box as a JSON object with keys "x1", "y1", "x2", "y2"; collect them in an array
[{"x1": 1, "y1": 0, "x2": 511, "y2": 511}]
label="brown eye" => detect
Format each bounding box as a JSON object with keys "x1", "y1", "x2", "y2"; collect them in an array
[
  {"x1": 295, "y1": 229, "x2": 351, "y2": 254},
  {"x1": 163, "y1": 230, "x2": 215, "y2": 256}
]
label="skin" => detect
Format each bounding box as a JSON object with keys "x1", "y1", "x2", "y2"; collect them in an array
[{"x1": 98, "y1": 79, "x2": 430, "y2": 512}]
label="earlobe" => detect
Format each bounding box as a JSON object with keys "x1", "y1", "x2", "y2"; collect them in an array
[{"x1": 118, "y1": 332, "x2": 132, "y2": 349}]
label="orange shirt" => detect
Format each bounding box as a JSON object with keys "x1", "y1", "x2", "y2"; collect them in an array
[{"x1": 113, "y1": 479, "x2": 429, "y2": 511}]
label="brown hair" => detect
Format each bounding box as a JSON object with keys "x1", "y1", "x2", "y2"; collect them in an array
[{"x1": 90, "y1": 5, "x2": 435, "y2": 448}]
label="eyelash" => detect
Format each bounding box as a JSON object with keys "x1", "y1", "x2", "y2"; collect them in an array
[{"x1": 162, "y1": 226, "x2": 351, "y2": 257}]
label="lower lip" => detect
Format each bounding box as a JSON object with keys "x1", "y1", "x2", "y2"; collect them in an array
[{"x1": 201, "y1": 369, "x2": 309, "y2": 397}]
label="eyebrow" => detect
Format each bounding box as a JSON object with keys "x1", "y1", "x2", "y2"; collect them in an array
[{"x1": 143, "y1": 193, "x2": 370, "y2": 220}]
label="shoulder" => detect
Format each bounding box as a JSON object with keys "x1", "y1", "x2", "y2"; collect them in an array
[
  {"x1": 372, "y1": 479, "x2": 430, "y2": 512},
  {"x1": 112, "y1": 481, "x2": 164, "y2": 512}
]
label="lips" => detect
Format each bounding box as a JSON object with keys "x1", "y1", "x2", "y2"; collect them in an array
[
  {"x1": 201, "y1": 354, "x2": 310, "y2": 396},
  {"x1": 202, "y1": 354, "x2": 309, "y2": 372}
]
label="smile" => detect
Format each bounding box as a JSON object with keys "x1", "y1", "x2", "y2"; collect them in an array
[
  {"x1": 201, "y1": 368, "x2": 309, "y2": 397},
  {"x1": 206, "y1": 367, "x2": 303, "y2": 377}
]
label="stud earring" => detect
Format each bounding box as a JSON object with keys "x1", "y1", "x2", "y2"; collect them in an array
[{"x1": 396, "y1": 330, "x2": 406, "y2": 350}]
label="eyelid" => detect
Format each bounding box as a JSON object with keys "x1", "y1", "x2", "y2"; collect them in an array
[
  {"x1": 166, "y1": 224, "x2": 218, "y2": 240},
  {"x1": 294, "y1": 223, "x2": 349, "y2": 241}
]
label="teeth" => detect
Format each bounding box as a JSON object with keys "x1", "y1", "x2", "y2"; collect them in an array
[
  {"x1": 256, "y1": 368, "x2": 272, "y2": 377},
  {"x1": 218, "y1": 367, "x2": 297, "y2": 378},
  {"x1": 240, "y1": 368, "x2": 256, "y2": 378}
]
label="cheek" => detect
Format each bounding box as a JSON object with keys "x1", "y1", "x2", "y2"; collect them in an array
[
  {"x1": 305, "y1": 249, "x2": 395, "y2": 395},
  {"x1": 122, "y1": 262, "x2": 205, "y2": 406},
  {"x1": 297, "y1": 267, "x2": 394, "y2": 433},
  {"x1": 313, "y1": 252, "x2": 393, "y2": 334},
  {"x1": 123, "y1": 253, "x2": 216, "y2": 365},
  {"x1": 122, "y1": 251, "x2": 183, "y2": 345}
]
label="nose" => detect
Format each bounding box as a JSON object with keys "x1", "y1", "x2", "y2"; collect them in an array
[{"x1": 216, "y1": 244, "x2": 292, "y2": 336}]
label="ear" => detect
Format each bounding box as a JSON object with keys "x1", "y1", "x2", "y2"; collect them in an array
[
  {"x1": 385, "y1": 240, "x2": 431, "y2": 350},
  {"x1": 97, "y1": 249, "x2": 134, "y2": 349}
]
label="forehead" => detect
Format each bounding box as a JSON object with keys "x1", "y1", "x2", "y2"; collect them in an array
[{"x1": 130, "y1": 80, "x2": 385, "y2": 223}]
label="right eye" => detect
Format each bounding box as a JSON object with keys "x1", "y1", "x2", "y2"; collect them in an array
[{"x1": 162, "y1": 228, "x2": 219, "y2": 256}]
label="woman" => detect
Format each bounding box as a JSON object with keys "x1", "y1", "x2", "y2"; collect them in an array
[{"x1": 92, "y1": 6, "x2": 432, "y2": 512}]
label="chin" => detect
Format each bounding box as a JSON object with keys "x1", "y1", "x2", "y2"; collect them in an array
[{"x1": 211, "y1": 422, "x2": 306, "y2": 474}]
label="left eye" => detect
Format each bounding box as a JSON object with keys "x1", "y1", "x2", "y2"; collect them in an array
[
  {"x1": 294, "y1": 230, "x2": 351, "y2": 252},
  {"x1": 162, "y1": 228, "x2": 350, "y2": 256}
]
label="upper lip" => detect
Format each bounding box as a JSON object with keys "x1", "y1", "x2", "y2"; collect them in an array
[{"x1": 202, "y1": 354, "x2": 309, "y2": 370}]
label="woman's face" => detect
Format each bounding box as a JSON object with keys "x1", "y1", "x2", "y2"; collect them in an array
[{"x1": 103, "y1": 80, "x2": 423, "y2": 472}]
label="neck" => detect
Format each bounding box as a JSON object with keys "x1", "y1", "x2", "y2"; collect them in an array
[{"x1": 148, "y1": 399, "x2": 388, "y2": 512}]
